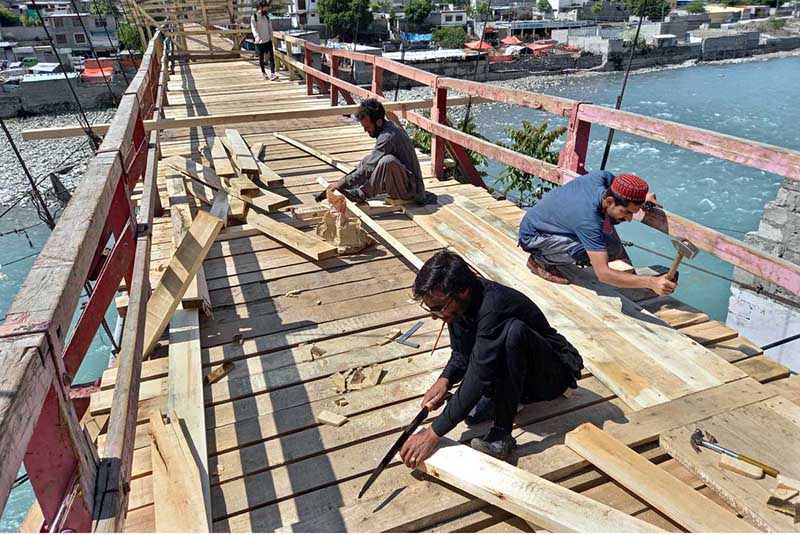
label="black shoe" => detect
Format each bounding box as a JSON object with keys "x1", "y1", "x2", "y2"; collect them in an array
[
  {"x1": 314, "y1": 189, "x2": 327, "y2": 203},
  {"x1": 415, "y1": 191, "x2": 438, "y2": 206},
  {"x1": 470, "y1": 428, "x2": 516, "y2": 460},
  {"x1": 340, "y1": 187, "x2": 367, "y2": 203},
  {"x1": 464, "y1": 396, "x2": 494, "y2": 426}
]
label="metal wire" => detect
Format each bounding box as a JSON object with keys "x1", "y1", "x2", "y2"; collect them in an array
[
  {"x1": 66, "y1": 0, "x2": 119, "y2": 105},
  {"x1": 761, "y1": 332, "x2": 800, "y2": 351},
  {"x1": 88, "y1": 0, "x2": 131, "y2": 84},
  {"x1": 462, "y1": 0, "x2": 492, "y2": 128}
]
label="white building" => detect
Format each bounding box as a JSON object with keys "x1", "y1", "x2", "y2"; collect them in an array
[
  {"x1": 437, "y1": 8, "x2": 468, "y2": 25},
  {"x1": 288, "y1": 0, "x2": 322, "y2": 28}
]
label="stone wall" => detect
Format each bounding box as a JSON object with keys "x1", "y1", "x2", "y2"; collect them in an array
[
  {"x1": 0, "y1": 26, "x2": 47, "y2": 43},
  {"x1": 0, "y1": 77, "x2": 127, "y2": 117},
  {"x1": 727, "y1": 177, "x2": 800, "y2": 372},
  {"x1": 605, "y1": 43, "x2": 701, "y2": 70}
]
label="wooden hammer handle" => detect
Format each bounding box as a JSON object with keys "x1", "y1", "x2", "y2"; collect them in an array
[
  {"x1": 738, "y1": 454, "x2": 780, "y2": 478},
  {"x1": 667, "y1": 251, "x2": 684, "y2": 282}
]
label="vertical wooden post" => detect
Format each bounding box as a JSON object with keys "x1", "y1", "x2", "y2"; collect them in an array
[
  {"x1": 558, "y1": 102, "x2": 591, "y2": 176},
  {"x1": 371, "y1": 64, "x2": 384, "y2": 96},
  {"x1": 272, "y1": 35, "x2": 283, "y2": 72},
  {"x1": 286, "y1": 41, "x2": 295, "y2": 80},
  {"x1": 430, "y1": 82, "x2": 447, "y2": 180},
  {"x1": 330, "y1": 53, "x2": 339, "y2": 106},
  {"x1": 304, "y1": 46, "x2": 313, "y2": 95}
]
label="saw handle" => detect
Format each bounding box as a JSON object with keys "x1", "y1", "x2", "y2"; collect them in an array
[
  {"x1": 423, "y1": 391, "x2": 453, "y2": 412},
  {"x1": 737, "y1": 454, "x2": 780, "y2": 478},
  {"x1": 667, "y1": 251, "x2": 684, "y2": 282}
]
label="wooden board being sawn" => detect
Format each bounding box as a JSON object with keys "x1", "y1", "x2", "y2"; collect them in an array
[
  {"x1": 417, "y1": 437, "x2": 660, "y2": 532},
  {"x1": 565, "y1": 422, "x2": 754, "y2": 532},
  {"x1": 406, "y1": 196, "x2": 745, "y2": 411},
  {"x1": 660, "y1": 396, "x2": 800, "y2": 532}
]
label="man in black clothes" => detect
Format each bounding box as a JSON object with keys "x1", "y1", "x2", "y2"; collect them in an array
[{"x1": 399, "y1": 250, "x2": 584, "y2": 466}]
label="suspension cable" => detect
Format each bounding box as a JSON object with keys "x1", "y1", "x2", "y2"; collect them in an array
[
  {"x1": 30, "y1": 0, "x2": 102, "y2": 149},
  {"x1": 622, "y1": 239, "x2": 800, "y2": 310},
  {"x1": 66, "y1": 0, "x2": 119, "y2": 104},
  {"x1": 0, "y1": 117, "x2": 56, "y2": 229},
  {"x1": 392, "y1": 0, "x2": 409, "y2": 100},
  {"x1": 599, "y1": 0, "x2": 647, "y2": 170}
]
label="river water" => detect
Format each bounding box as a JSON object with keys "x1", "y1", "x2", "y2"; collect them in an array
[{"x1": 1, "y1": 55, "x2": 798, "y2": 530}]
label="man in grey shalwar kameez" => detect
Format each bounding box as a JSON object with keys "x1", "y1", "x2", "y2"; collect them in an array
[{"x1": 316, "y1": 99, "x2": 436, "y2": 205}]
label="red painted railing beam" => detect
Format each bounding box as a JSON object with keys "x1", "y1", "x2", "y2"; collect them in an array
[
  {"x1": 430, "y1": 82, "x2": 447, "y2": 180},
  {"x1": 558, "y1": 102, "x2": 591, "y2": 176}
]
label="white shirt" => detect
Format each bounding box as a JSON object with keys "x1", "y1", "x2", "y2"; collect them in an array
[{"x1": 251, "y1": 12, "x2": 273, "y2": 44}]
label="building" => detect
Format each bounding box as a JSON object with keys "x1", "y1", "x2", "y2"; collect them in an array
[
  {"x1": 437, "y1": 8, "x2": 468, "y2": 26},
  {"x1": 288, "y1": 0, "x2": 322, "y2": 29},
  {"x1": 43, "y1": 12, "x2": 118, "y2": 53}
]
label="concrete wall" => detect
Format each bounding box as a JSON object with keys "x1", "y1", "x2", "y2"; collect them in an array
[
  {"x1": 605, "y1": 43, "x2": 701, "y2": 69},
  {"x1": 0, "y1": 76, "x2": 126, "y2": 117},
  {"x1": 0, "y1": 26, "x2": 48, "y2": 43},
  {"x1": 567, "y1": 35, "x2": 624, "y2": 55},
  {"x1": 665, "y1": 13, "x2": 710, "y2": 32},
  {"x1": 727, "y1": 177, "x2": 800, "y2": 372}
]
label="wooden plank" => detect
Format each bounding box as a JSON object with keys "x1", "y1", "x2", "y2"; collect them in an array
[
  {"x1": 209, "y1": 190, "x2": 230, "y2": 228},
  {"x1": 244, "y1": 210, "x2": 337, "y2": 261},
  {"x1": 416, "y1": 438, "x2": 660, "y2": 533},
  {"x1": 564, "y1": 423, "x2": 753, "y2": 532},
  {"x1": 167, "y1": 308, "x2": 211, "y2": 527},
  {"x1": 164, "y1": 155, "x2": 289, "y2": 213},
  {"x1": 205, "y1": 136, "x2": 236, "y2": 177},
  {"x1": 225, "y1": 129, "x2": 259, "y2": 173},
  {"x1": 660, "y1": 396, "x2": 800, "y2": 532},
  {"x1": 143, "y1": 211, "x2": 223, "y2": 356},
  {"x1": 149, "y1": 413, "x2": 209, "y2": 532},
  {"x1": 166, "y1": 174, "x2": 210, "y2": 312}
]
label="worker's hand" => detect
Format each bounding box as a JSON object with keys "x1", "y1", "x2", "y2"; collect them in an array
[
  {"x1": 399, "y1": 427, "x2": 440, "y2": 470},
  {"x1": 422, "y1": 377, "x2": 450, "y2": 410},
  {"x1": 643, "y1": 192, "x2": 662, "y2": 211},
  {"x1": 649, "y1": 274, "x2": 677, "y2": 296}
]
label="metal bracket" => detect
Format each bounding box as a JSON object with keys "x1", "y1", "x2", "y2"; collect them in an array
[{"x1": 136, "y1": 222, "x2": 150, "y2": 237}]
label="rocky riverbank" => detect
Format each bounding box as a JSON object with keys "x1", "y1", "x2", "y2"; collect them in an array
[{"x1": 0, "y1": 109, "x2": 114, "y2": 207}]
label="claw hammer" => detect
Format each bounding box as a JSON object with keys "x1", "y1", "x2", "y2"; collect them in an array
[{"x1": 690, "y1": 428, "x2": 780, "y2": 477}]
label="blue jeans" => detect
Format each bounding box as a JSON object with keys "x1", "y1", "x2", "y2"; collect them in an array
[{"x1": 519, "y1": 231, "x2": 623, "y2": 267}]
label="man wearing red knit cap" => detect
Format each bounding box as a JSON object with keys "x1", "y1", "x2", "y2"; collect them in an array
[{"x1": 518, "y1": 170, "x2": 676, "y2": 296}]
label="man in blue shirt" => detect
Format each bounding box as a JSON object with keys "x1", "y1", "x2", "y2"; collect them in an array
[{"x1": 518, "y1": 170, "x2": 676, "y2": 296}]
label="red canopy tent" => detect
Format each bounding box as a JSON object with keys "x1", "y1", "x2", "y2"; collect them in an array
[
  {"x1": 501, "y1": 35, "x2": 523, "y2": 46},
  {"x1": 527, "y1": 43, "x2": 555, "y2": 55},
  {"x1": 81, "y1": 66, "x2": 113, "y2": 82},
  {"x1": 464, "y1": 40, "x2": 494, "y2": 51}
]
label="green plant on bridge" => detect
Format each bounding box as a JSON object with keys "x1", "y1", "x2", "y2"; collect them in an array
[{"x1": 496, "y1": 120, "x2": 566, "y2": 206}]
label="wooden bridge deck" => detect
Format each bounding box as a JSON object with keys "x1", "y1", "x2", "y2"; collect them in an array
[{"x1": 88, "y1": 54, "x2": 800, "y2": 533}]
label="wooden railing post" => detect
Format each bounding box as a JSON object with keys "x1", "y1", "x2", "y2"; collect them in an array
[
  {"x1": 286, "y1": 40, "x2": 295, "y2": 80},
  {"x1": 330, "y1": 53, "x2": 339, "y2": 106},
  {"x1": 371, "y1": 64, "x2": 384, "y2": 96},
  {"x1": 430, "y1": 80, "x2": 447, "y2": 180},
  {"x1": 272, "y1": 35, "x2": 284, "y2": 73},
  {"x1": 304, "y1": 46, "x2": 313, "y2": 95},
  {"x1": 558, "y1": 102, "x2": 591, "y2": 175}
]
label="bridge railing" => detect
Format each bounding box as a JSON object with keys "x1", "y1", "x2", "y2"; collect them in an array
[
  {"x1": 0, "y1": 30, "x2": 167, "y2": 533},
  {"x1": 272, "y1": 31, "x2": 799, "y2": 295}
]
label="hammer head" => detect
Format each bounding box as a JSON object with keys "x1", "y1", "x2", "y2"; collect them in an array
[
  {"x1": 671, "y1": 237, "x2": 699, "y2": 259},
  {"x1": 690, "y1": 428, "x2": 704, "y2": 453}
]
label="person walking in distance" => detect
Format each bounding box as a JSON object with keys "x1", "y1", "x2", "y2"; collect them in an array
[{"x1": 251, "y1": 0, "x2": 277, "y2": 81}]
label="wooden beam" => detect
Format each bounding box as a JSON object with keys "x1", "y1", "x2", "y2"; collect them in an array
[
  {"x1": 21, "y1": 97, "x2": 480, "y2": 140},
  {"x1": 149, "y1": 412, "x2": 209, "y2": 532},
  {"x1": 166, "y1": 174, "x2": 211, "y2": 313},
  {"x1": 244, "y1": 210, "x2": 337, "y2": 261},
  {"x1": 143, "y1": 210, "x2": 223, "y2": 357},
  {"x1": 206, "y1": 136, "x2": 236, "y2": 178},
  {"x1": 416, "y1": 438, "x2": 660, "y2": 532},
  {"x1": 225, "y1": 129, "x2": 259, "y2": 174},
  {"x1": 564, "y1": 423, "x2": 753, "y2": 532},
  {"x1": 209, "y1": 190, "x2": 230, "y2": 228},
  {"x1": 166, "y1": 309, "x2": 211, "y2": 527},
  {"x1": 164, "y1": 156, "x2": 289, "y2": 213}
]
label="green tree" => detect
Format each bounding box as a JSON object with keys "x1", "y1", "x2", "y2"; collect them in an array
[
  {"x1": 319, "y1": 0, "x2": 373, "y2": 40},
  {"x1": 90, "y1": 0, "x2": 119, "y2": 16},
  {"x1": 467, "y1": 0, "x2": 491, "y2": 17},
  {"x1": 405, "y1": 0, "x2": 431, "y2": 26},
  {"x1": 118, "y1": 22, "x2": 142, "y2": 52},
  {"x1": 591, "y1": 1, "x2": 603, "y2": 16},
  {"x1": 432, "y1": 26, "x2": 468, "y2": 48},
  {"x1": 407, "y1": 114, "x2": 488, "y2": 182},
  {"x1": 0, "y1": 6, "x2": 22, "y2": 26},
  {"x1": 686, "y1": 0, "x2": 705, "y2": 13},
  {"x1": 768, "y1": 16, "x2": 786, "y2": 29},
  {"x1": 537, "y1": 0, "x2": 552, "y2": 13},
  {"x1": 496, "y1": 120, "x2": 566, "y2": 206},
  {"x1": 623, "y1": 0, "x2": 670, "y2": 20}
]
